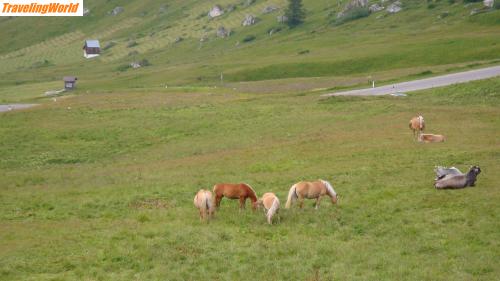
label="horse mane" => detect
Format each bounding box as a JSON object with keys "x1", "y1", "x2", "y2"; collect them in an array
[
  {"x1": 242, "y1": 183, "x2": 258, "y2": 201},
  {"x1": 418, "y1": 116, "x2": 424, "y2": 129},
  {"x1": 320, "y1": 179, "x2": 336, "y2": 196}
]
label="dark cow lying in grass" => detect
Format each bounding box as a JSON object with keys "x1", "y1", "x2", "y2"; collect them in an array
[{"x1": 434, "y1": 166, "x2": 481, "y2": 189}]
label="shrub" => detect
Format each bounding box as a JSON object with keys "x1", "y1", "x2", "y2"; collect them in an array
[
  {"x1": 139, "y1": 59, "x2": 151, "y2": 66},
  {"x1": 242, "y1": 35, "x2": 256, "y2": 42},
  {"x1": 334, "y1": 7, "x2": 370, "y2": 26},
  {"x1": 116, "y1": 64, "x2": 131, "y2": 72}
]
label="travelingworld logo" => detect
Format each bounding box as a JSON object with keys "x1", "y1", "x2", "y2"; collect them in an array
[{"x1": 1, "y1": 0, "x2": 83, "y2": 16}]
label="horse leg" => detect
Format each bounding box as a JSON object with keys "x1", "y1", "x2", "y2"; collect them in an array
[
  {"x1": 215, "y1": 195, "x2": 222, "y2": 208},
  {"x1": 239, "y1": 196, "x2": 246, "y2": 210},
  {"x1": 298, "y1": 195, "x2": 304, "y2": 209},
  {"x1": 315, "y1": 197, "x2": 321, "y2": 210}
]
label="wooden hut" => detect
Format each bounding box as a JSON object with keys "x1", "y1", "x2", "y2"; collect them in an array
[
  {"x1": 83, "y1": 40, "x2": 100, "y2": 58},
  {"x1": 63, "y1": 76, "x2": 77, "y2": 90}
]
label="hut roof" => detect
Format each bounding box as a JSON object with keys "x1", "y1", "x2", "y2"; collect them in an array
[
  {"x1": 63, "y1": 76, "x2": 77, "y2": 82},
  {"x1": 85, "y1": 40, "x2": 100, "y2": 48}
]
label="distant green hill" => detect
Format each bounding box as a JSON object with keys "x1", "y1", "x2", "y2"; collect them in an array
[{"x1": 0, "y1": 0, "x2": 499, "y2": 96}]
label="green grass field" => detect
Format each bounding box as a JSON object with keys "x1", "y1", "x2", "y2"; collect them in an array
[
  {"x1": 1, "y1": 0, "x2": 500, "y2": 280},
  {"x1": 1, "y1": 77, "x2": 499, "y2": 280}
]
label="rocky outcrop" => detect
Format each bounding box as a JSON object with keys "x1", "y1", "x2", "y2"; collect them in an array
[
  {"x1": 369, "y1": 3, "x2": 384, "y2": 12},
  {"x1": 208, "y1": 5, "x2": 224, "y2": 18},
  {"x1": 277, "y1": 15, "x2": 288, "y2": 23},
  {"x1": 244, "y1": 0, "x2": 256, "y2": 7},
  {"x1": 343, "y1": 0, "x2": 368, "y2": 11},
  {"x1": 242, "y1": 15, "x2": 256, "y2": 26},
  {"x1": 387, "y1": 1, "x2": 402, "y2": 13},
  {"x1": 108, "y1": 6, "x2": 124, "y2": 16},
  {"x1": 216, "y1": 26, "x2": 230, "y2": 38},
  {"x1": 263, "y1": 5, "x2": 278, "y2": 14},
  {"x1": 484, "y1": 0, "x2": 494, "y2": 8}
]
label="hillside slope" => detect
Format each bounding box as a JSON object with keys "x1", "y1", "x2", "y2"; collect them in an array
[{"x1": 0, "y1": 0, "x2": 499, "y2": 98}]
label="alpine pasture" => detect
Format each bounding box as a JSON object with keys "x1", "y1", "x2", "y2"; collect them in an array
[{"x1": 1, "y1": 0, "x2": 500, "y2": 280}]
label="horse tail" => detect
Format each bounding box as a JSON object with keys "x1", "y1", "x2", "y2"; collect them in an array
[
  {"x1": 285, "y1": 184, "x2": 297, "y2": 209},
  {"x1": 267, "y1": 197, "x2": 280, "y2": 224}
]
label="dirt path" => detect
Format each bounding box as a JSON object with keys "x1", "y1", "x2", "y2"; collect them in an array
[{"x1": 0, "y1": 104, "x2": 38, "y2": 113}]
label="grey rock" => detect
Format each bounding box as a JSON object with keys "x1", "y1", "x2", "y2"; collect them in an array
[
  {"x1": 83, "y1": 8, "x2": 90, "y2": 16},
  {"x1": 109, "y1": 6, "x2": 124, "y2": 16},
  {"x1": 242, "y1": 14, "x2": 256, "y2": 26},
  {"x1": 277, "y1": 15, "x2": 288, "y2": 23},
  {"x1": 369, "y1": 3, "x2": 384, "y2": 12},
  {"x1": 263, "y1": 5, "x2": 279, "y2": 14},
  {"x1": 387, "y1": 1, "x2": 402, "y2": 13},
  {"x1": 216, "y1": 26, "x2": 231, "y2": 38},
  {"x1": 344, "y1": 0, "x2": 368, "y2": 11},
  {"x1": 208, "y1": 5, "x2": 224, "y2": 18},
  {"x1": 484, "y1": 0, "x2": 494, "y2": 8}
]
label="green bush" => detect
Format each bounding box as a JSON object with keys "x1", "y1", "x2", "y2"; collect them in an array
[
  {"x1": 242, "y1": 35, "x2": 256, "y2": 42},
  {"x1": 334, "y1": 7, "x2": 370, "y2": 26}
]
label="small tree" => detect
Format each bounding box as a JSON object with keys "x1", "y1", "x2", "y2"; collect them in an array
[{"x1": 285, "y1": 0, "x2": 305, "y2": 28}]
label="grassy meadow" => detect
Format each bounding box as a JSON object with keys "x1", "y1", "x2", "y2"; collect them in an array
[
  {"x1": 1, "y1": 0, "x2": 500, "y2": 280},
  {"x1": 1, "y1": 77, "x2": 499, "y2": 280}
]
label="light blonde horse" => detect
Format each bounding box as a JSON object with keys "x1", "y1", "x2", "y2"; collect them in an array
[
  {"x1": 193, "y1": 189, "x2": 215, "y2": 221},
  {"x1": 257, "y1": 193, "x2": 280, "y2": 224},
  {"x1": 418, "y1": 133, "x2": 445, "y2": 143},
  {"x1": 409, "y1": 115, "x2": 425, "y2": 139},
  {"x1": 285, "y1": 180, "x2": 338, "y2": 209}
]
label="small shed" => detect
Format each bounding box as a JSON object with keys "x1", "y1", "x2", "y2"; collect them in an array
[
  {"x1": 83, "y1": 40, "x2": 100, "y2": 58},
  {"x1": 63, "y1": 76, "x2": 77, "y2": 90}
]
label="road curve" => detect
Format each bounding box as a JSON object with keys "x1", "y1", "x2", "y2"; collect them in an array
[{"x1": 322, "y1": 65, "x2": 500, "y2": 97}]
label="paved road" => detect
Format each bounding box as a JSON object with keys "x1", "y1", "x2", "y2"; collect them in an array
[
  {"x1": 322, "y1": 65, "x2": 500, "y2": 97},
  {"x1": 0, "y1": 104, "x2": 38, "y2": 112}
]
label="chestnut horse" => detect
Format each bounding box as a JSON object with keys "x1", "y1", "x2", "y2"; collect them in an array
[
  {"x1": 193, "y1": 189, "x2": 215, "y2": 221},
  {"x1": 409, "y1": 115, "x2": 425, "y2": 140},
  {"x1": 285, "y1": 180, "x2": 337, "y2": 209},
  {"x1": 257, "y1": 192, "x2": 280, "y2": 224},
  {"x1": 213, "y1": 183, "x2": 258, "y2": 210}
]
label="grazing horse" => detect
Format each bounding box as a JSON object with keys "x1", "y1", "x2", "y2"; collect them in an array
[
  {"x1": 409, "y1": 115, "x2": 425, "y2": 139},
  {"x1": 435, "y1": 166, "x2": 481, "y2": 189},
  {"x1": 285, "y1": 180, "x2": 338, "y2": 209},
  {"x1": 213, "y1": 183, "x2": 258, "y2": 210},
  {"x1": 257, "y1": 193, "x2": 280, "y2": 224},
  {"x1": 418, "y1": 133, "x2": 445, "y2": 143},
  {"x1": 193, "y1": 189, "x2": 215, "y2": 221}
]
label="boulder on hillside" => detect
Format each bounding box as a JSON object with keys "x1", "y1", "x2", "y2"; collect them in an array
[
  {"x1": 108, "y1": 6, "x2": 124, "y2": 16},
  {"x1": 484, "y1": 0, "x2": 494, "y2": 8},
  {"x1": 337, "y1": 0, "x2": 369, "y2": 18},
  {"x1": 277, "y1": 15, "x2": 288, "y2": 23},
  {"x1": 216, "y1": 26, "x2": 231, "y2": 38},
  {"x1": 208, "y1": 5, "x2": 224, "y2": 18},
  {"x1": 242, "y1": 14, "x2": 257, "y2": 26},
  {"x1": 244, "y1": 0, "x2": 256, "y2": 7},
  {"x1": 344, "y1": 0, "x2": 368, "y2": 11},
  {"x1": 263, "y1": 5, "x2": 279, "y2": 14},
  {"x1": 369, "y1": 3, "x2": 384, "y2": 12},
  {"x1": 387, "y1": 1, "x2": 402, "y2": 13},
  {"x1": 83, "y1": 7, "x2": 90, "y2": 16}
]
